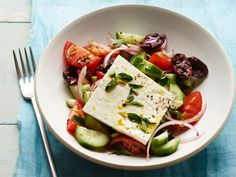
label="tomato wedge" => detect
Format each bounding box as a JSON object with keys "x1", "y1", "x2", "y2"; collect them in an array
[
  {"x1": 64, "y1": 41, "x2": 102, "y2": 72},
  {"x1": 108, "y1": 135, "x2": 146, "y2": 155},
  {"x1": 179, "y1": 91, "x2": 202, "y2": 119},
  {"x1": 67, "y1": 100, "x2": 85, "y2": 134},
  {"x1": 149, "y1": 52, "x2": 173, "y2": 72},
  {"x1": 96, "y1": 71, "x2": 105, "y2": 79}
]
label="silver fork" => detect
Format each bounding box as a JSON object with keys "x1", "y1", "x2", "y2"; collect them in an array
[{"x1": 13, "y1": 48, "x2": 58, "y2": 177}]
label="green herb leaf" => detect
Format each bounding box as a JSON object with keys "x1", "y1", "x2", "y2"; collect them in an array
[
  {"x1": 128, "y1": 83, "x2": 143, "y2": 89},
  {"x1": 169, "y1": 110, "x2": 184, "y2": 119},
  {"x1": 127, "y1": 113, "x2": 141, "y2": 123},
  {"x1": 105, "y1": 79, "x2": 118, "y2": 92},
  {"x1": 110, "y1": 73, "x2": 117, "y2": 79},
  {"x1": 126, "y1": 94, "x2": 134, "y2": 102},
  {"x1": 129, "y1": 88, "x2": 138, "y2": 96},
  {"x1": 117, "y1": 73, "x2": 133, "y2": 82},
  {"x1": 112, "y1": 39, "x2": 124, "y2": 48},
  {"x1": 126, "y1": 101, "x2": 144, "y2": 107},
  {"x1": 142, "y1": 117, "x2": 156, "y2": 124},
  {"x1": 140, "y1": 120, "x2": 148, "y2": 133},
  {"x1": 73, "y1": 115, "x2": 85, "y2": 126}
]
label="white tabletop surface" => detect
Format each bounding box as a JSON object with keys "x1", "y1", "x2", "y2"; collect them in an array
[{"x1": 0, "y1": 0, "x2": 31, "y2": 176}]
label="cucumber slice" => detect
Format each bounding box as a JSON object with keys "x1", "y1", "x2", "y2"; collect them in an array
[
  {"x1": 183, "y1": 76, "x2": 198, "y2": 87},
  {"x1": 166, "y1": 73, "x2": 177, "y2": 84},
  {"x1": 116, "y1": 32, "x2": 145, "y2": 44},
  {"x1": 84, "y1": 115, "x2": 110, "y2": 135},
  {"x1": 75, "y1": 126, "x2": 110, "y2": 149},
  {"x1": 82, "y1": 84, "x2": 90, "y2": 92},
  {"x1": 91, "y1": 76, "x2": 97, "y2": 83},
  {"x1": 130, "y1": 52, "x2": 164, "y2": 79},
  {"x1": 66, "y1": 98, "x2": 76, "y2": 108},
  {"x1": 152, "y1": 137, "x2": 180, "y2": 157},
  {"x1": 151, "y1": 131, "x2": 169, "y2": 150},
  {"x1": 68, "y1": 85, "x2": 77, "y2": 99},
  {"x1": 83, "y1": 91, "x2": 91, "y2": 103},
  {"x1": 169, "y1": 83, "x2": 185, "y2": 109}
]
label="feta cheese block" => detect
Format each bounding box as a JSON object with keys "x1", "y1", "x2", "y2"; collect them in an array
[{"x1": 83, "y1": 55, "x2": 173, "y2": 145}]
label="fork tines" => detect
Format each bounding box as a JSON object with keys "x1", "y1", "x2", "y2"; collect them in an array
[{"x1": 13, "y1": 47, "x2": 36, "y2": 82}]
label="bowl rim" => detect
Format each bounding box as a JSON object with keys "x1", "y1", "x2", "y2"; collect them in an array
[{"x1": 35, "y1": 4, "x2": 236, "y2": 170}]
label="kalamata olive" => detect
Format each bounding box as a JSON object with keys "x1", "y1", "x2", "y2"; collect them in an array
[
  {"x1": 188, "y1": 56, "x2": 208, "y2": 78},
  {"x1": 63, "y1": 66, "x2": 78, "y2": 85}
]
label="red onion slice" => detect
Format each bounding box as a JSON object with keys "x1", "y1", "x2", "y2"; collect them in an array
[
  {"x1": 146, "y1": 120, "x2": 199, "y2": 160},
  {"x1": 90, "y1": 79, "x2": 101, "y2": 92},
  {"x1": 103, "y1": 46, "x2": 128, "y2": 68},
  {"x1": 77, "y1": 66, "x2": 87, "y2": 103}
]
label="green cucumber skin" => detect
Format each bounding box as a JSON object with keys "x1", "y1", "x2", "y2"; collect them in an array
[
  {"x1": 84, "y1": 115, "x2": 110, "y2": 135},
  {"x1": 75, "y1": 126, "x2": 110, "y2": 149},
  {"x1": 151, "y1": 131, "x2": 169, "y2": 150},
  {"x1": 68, "y1": 85, "x2": 78, "y2": 99},
  {"x1": 130, "y1": 52, "x2": 164, "y2": 79},
  {"x1": 116, "y1": 32, "x2": 145, "y2": 44},
  {"x1": 152, "y1": 137, "x2": 180, "y2": 157},
  {"x1": 83, "y1": 91, "x2": 91, "y2": 103},
  {"x1": 66, "y1": 98, "x2": 76, "y2": 108},
  {"x1": 169, "y1": 83, "x2": 185, "y2": 109}
]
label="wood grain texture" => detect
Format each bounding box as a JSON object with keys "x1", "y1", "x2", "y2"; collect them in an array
[
  {"x1": 0, "y1": 125, "x2": 19, "y2": 177},
  {"x1": 0, "y1": 23, "x2": 30, "y2": 124},
  {"x1": 0, "y1": 0, "x2": 31, "y2": 22}
]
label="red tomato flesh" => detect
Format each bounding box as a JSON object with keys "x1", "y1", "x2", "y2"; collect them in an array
[
  {"x1": 108, "y1": 135, "x2": 146, "y2": 155},
  {"x1": 66, "y1": 100, "x2": 85, "y2": 134},
  {"x1": 179, "y1": 91, "x2": 202, "y2": 119},
  {"x1": 149, "y1": 52, "x2": 173, "y2": 72},
  {"x1": 64, "y1": 41, "x2": 102, "y2": 72}
]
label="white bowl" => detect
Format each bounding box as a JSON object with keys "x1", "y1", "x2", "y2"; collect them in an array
[{"x1": 35, "y1": 5, "x2": 235, "y2": 170}]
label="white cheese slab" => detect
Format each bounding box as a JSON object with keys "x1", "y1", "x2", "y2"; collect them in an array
[{"x1": 83, "y1": 55, "x2": 173, "y2": 145}]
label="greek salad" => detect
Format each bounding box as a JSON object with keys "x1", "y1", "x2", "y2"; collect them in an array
[{"x1": 63, "y1": 32, "x2": 208, "y2": 158}]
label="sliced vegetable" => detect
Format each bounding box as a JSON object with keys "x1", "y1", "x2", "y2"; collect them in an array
[
  {"x1": 82, "y1": 84, "x2": 90, "y2": 92},
  {"x1": 108, "y1": 135, "x2": 146, "y2": 155},
  {"x1": 149, "y1": 52, "x2": 173, "y2": 72},
  {"x1": 66, "y1": 98, "x2": 76, "y2": 108},
  {"x1": 96, "y1": 71, "x2": 105, "y2": 79},
  {"x1": 77, "y1": 66, "x2": 87, "y2": 103},
  {"x1": 151, "y1": 131, "x2": 169, "y2": 149},
  {"x1": 91, "y1": 76, "x2": 97, "y2": 83},
  {"x1": 68, "y1": 85, "x2": 78, "y2": 99},
  {"x1": 116, "y1": 32, "x2": 145, "y2": 44},
  {"x1": 84, "y1": 115, "x2": 110, "y2": 135},
  {"x1": 169, "y1": 83, "x2": 185, "y2": 109},
  {"x1": 130, "y1": 52, "x2": 164, "y2": 79},
  {"x1": 151, "y1": 137, "x2": 180, "y2": 156},
  {"x1": 83, "y1": 91, "x2": 91, "y2": 103},
  {"x1": 84, "y1": 41, "x2": 110, "y2": 58},
  {"x1": 179, "y1": 91, "x2": 202, "y2": 119},
  {"x1": 75, "y1": 126, "x2": 110, "y2": 148},
  {"x1": 64, "y1": 41, "x2": 101, "y2": 71}
]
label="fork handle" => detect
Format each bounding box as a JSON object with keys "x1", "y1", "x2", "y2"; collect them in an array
[{"x1": 31, "y1": 97, "x2": 58, "y2": 177}]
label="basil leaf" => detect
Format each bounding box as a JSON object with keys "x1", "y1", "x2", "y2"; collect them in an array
[
  {"x1": 110, "y1": 73, "x2": 116, "y2": 79},
  {"x1": 105, "y1": 79, "x2": 118, "y2": 92},
  {"x1": 140, "y1": 120, "x2": 148, "y2": 133},
  {"x1": 73, "y1": 115, "x2": 85, "y2": 126},
  {"x1": 126, "y1": 101, "x2": 144, "y2": 107},
  {"x1": 117, "y1": 73, "x2": 133, "y2": 82},
  {"x1": 127, "y1": 113, "x2": 141, "y2": 123},
  {"x1": 128, "y1": 83, "x2": 143, "y2": 89},
  {"x1": 142, "y1": 117, "x2": 156, "y2": 124},
  {"x1": 126, "y1": 94, "x2": 134, "y2": 102}
]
